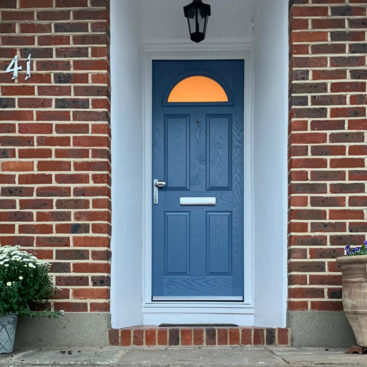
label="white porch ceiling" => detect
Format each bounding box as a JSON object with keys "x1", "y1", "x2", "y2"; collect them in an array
[{"x1": 140, "y1": 0, "x2": 256, "y2": 43}]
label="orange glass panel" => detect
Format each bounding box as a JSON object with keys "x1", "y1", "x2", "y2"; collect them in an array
[{"x1": 168, "y1": 76, "x2": 228, "y2": 103}]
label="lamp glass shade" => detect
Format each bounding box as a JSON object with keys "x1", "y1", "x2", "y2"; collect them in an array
[{"x1": 184, "y1": 0, "x2": 211, "y2": 43}]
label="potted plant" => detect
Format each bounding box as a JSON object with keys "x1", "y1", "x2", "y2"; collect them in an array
[
  {"x1": 0, "y1": 246, "x2": 61, "y2": 354},
  {"x1": 336, "y1": 242, "x2": 367, "y2": 347}
]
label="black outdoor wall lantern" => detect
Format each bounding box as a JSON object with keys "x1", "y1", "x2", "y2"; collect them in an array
[{"x1": 184, "y1": 0, "x2": 211, "y2": 43}]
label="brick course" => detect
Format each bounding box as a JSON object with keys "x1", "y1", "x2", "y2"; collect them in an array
[
  {"x1": 109, "y1": 327, "x2": 291, "y2": 347},
  {"x1": 0, "y1": 0, "x2": 110, "y2": 313},
  {"x1": 289, "y1": 0, "x2": 367, "y2": 311}
]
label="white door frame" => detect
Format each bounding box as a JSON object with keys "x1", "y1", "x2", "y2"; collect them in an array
[{"x1": 142, "y1": 44, "x2": 255, "y2": 325}]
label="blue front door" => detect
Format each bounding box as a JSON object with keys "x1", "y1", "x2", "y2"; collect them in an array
[{"x1": 152, "y1": 60, "x2": 244, "y2": 301}]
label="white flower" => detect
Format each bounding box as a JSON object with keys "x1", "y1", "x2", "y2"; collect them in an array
[
  {"x1": 0, "y1": 245, "x2": 48, "y2": 268},
  {"x1": 4, "y1": 264, "x2": 9, "y2": 267},
  {"x1": 6, "y1": 282, "x2": 11, "y2": 286},
  {"x1": 19, "y1": 276, "x2": 23, "y2": 280}
]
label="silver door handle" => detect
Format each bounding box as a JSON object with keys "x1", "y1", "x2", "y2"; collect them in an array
[{"x1": 153, "y1": 179, "x2": 166, "y2": 204}]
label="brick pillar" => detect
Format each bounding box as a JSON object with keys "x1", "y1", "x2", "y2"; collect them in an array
[
  {"x1": 0, "y1": 0, "x2": 111, "y2": 313},
  {"x1": 289, "y1": 0, "x2": 367, "y2": 311}
]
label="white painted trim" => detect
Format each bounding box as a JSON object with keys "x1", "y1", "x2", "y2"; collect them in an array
[
  {"x1": 252, "y1": 0, "x2": 288, "y2": 327},
  {"x1": 153, "y1": 296, "x2": 243, "y2": 301},
  {"x1": 143, "y1": 38, "x2": 253, "y2": 52},
  {"x1": 280, "y1": 0, "x2": 290, "y2": 329},
  {"x1": 142, "y1": 46, "x2": 255, "y2": 325},
  {"x1": 110, "y1": 0, "x2": 143, "y2": 328}
]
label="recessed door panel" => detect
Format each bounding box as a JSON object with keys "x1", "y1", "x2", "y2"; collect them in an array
[
  {"x1": 164, "y1": 115, "x2": 190, "y2": 190},
  {"x1": 165, "y1": 212, "x2": 190, "y2": 275},
  {"x1": 207, "y1": 212, "x2": 232, "y2": 275},
  {"x1": 206, "y1": 115, "x2": 232, "y2": 190},
  {"x1": 152, "y1": 60, "x2": 244, "y2": 301}
]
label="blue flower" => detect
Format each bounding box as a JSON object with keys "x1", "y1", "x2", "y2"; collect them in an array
[{"x1": 344, "y1": 244, "x2": 367, "y2": 256}]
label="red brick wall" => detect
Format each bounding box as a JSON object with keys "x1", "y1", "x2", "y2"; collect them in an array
[
  {"x1": 0, "y1": 0, "x2": 111, "y2": 312},
  {"x1": 289, "y1": 0, "x2": 367, "y2": 311},
  {"x1": 2, "y1": 0, "x2": 364, "y2": 317}
]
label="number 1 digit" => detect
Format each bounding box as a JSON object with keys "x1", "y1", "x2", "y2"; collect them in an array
[{"x1": 25, "y1": 54, "x2": 31, "y2": 80}]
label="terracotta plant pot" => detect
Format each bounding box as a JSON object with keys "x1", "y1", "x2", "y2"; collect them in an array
[{"x1": 337, "y1": 254, "x2": 367, "y2": 347}]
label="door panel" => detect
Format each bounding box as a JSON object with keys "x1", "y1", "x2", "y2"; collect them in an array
[
  {"x1": 207, "y1": 211, "x2": 232, "y2": 275},
  {"x1": 206, "y1": 115, "x2": 232, "y2": 190},
  {"x1": 165, "y1": 212, "x2": 190, "y2": 275},
  {"x1": 152, "y1": 60, "x2": 244, "y2": 300},
  {"x1": 164, "y1": 115, "x2": 190, "y2": 190}
]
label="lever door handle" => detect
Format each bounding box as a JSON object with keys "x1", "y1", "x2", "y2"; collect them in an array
[
  {"x1": 154, "y1": 180, "x2": 166, "y2": 188},
  {"x1": 153, "y1": 179, "x2": 166, "y2": 204}
]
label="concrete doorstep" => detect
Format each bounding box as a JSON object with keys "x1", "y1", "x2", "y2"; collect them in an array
[{"x1": 1, "y1": 346, "x2": 367, "y2": 367}]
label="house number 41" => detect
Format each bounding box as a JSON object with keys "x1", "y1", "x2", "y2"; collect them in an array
[{"x1": 5, "y1": 54, "x2": 32, "y2": 80}]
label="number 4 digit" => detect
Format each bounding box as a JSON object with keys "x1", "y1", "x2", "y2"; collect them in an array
[{"x1": 6, "y1": 55, "x2": 22, "y2": 80}]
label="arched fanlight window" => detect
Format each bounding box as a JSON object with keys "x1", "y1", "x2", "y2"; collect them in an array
[{"x1": 167, "y1": 75, "x2": 228, "y2": 103}]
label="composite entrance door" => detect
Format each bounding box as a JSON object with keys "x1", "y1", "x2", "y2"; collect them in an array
[{"x1": 152, "y1": 60, "x2": 244, "y2": 301}]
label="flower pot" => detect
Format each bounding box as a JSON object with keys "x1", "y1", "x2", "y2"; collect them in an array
[
  {"x1": 0, "y1": 313, "x2": 18, "y2": 354},
  {"x1": 337, "y1": 254, "x2": 367, "y2": 347}
]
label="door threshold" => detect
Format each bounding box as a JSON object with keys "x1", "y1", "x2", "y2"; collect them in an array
[
  {"x1": 152, "y1": 296, "x2": 244, "y2": 302},
  {"x1": 159, "y1": 323, "x2": 238, "y2": 328}
]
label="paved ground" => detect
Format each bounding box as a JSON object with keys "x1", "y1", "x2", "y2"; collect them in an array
[{"x1": 1, "y1": 346, "x2": 367, "y2": 366}]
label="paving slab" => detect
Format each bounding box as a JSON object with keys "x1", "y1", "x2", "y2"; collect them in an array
[
  {"x1": 270, "y1": 347, "x2": 367, "y2": 366},
  {"x1": 116, "y1": 347, "x2": 287, "y2": 367},
  {"x1": 1, "y1": 346, "x2": 367, "y2": 367},
  {"x1": 0, "y1": 347, "x2": 286, "y2": 367},
  {"x1": 0, "y1": 347, "x2": 128, "y2": 366}
]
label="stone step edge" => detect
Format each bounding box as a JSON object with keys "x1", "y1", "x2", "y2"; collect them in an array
[{"x1": 109, "y1": 327, "x2": 291, "y2": 347}]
